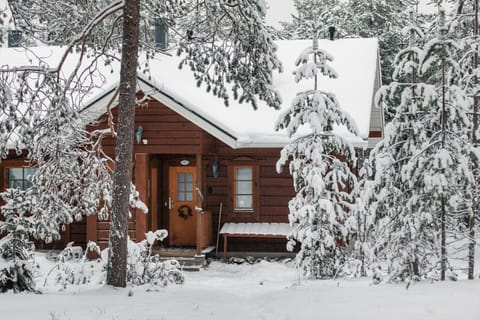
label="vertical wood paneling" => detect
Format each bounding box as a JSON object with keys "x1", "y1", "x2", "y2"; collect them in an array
[{"x1": 134, "y1": 153, "x2": 149, "y2": 242}]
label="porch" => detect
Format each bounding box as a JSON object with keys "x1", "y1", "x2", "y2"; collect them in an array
[{"x1": 85, "y1": 153, "x2": 216, "y2": 256}]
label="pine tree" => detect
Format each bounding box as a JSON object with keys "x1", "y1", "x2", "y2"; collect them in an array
[
  {"x1": 3, "y1": 0, "x2": 283, "y2": 287},
  {"x1": 352, "y1": 156, "x2": 375, "y2": 277},
  {"x1": 0, "y1": 188, "x2": 37, "y2": 293},
  {"x1": 287, "y1": 0, "x2": 349, "y2": 39},
  {"x1": 276, "y1": 36, "x2": 359, "y2": 279},
  {"x1": 451, "y1": 0, "x2": 480, "y2": 281},
  {"x1": 0, "y1": 50, "x2": 119, "y2": 241},
  {"x1": 365, "y1": 8, "x2": 478, "y2": 281},
  {"x1": 345, "y1": 0, "x2": 420, "y2": 86},
  {"x1": 366, "y1": 10, "x2": 434, "y2": 281},
  {"x1": 412, "y1": 8, "x2": 476, "y2": 280}
]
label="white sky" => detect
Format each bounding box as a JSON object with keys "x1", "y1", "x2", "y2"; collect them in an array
[
  {"x1": 0, "y1": 0, "x2": 447, "y2": 30},
  {"x1": 265, "y1": 0, "x2": 440, "y2": 28}
]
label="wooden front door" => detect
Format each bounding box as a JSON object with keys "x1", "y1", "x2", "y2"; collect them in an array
[{"x1": 168, "y1": 166, "x2": 197, "y2": 246}]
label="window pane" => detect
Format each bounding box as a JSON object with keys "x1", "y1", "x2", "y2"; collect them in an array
[
  {"x1": 8, "y1": 168, "x2": 23, "y2": 180},
  {"x1": 186, "y1": 183, "x2": 193, "y2": 192},
  {"x1": 237, "y1": 168, "x2": 252, "y2": 180},
  {"x1": 9, "y1": 180, "x2": 25, "y2": 190},
  {"x1": 236, "y1": 195, "x2": 252, "y2": 209},
  {"x1": 237, "y1": 181, "x2": 252, "y2": 195},
  {"x1": 178, "y1": 192, "x2": 185, "y2": 201},
  {"x1": 186, "y1": 173, "x2": 193, "y2": 183},
  {"x1": 24, "y1": 168, "x2": 35, "y2": 179},
  {"x1": 186, "y1": 192, "x2": 193, "y2": 201},
  {"x1": 9, "y1": 180, "x2": 23, "y2": 189},
  {"x1": 24, "y1": 181, "x2": 33, "y2": 189},
  {"x1": 177, "y1": 173, "x2": 185, "y2": 183},
  {"x1": 178, "y1": 183, "x2": 185, "y2": 192}
]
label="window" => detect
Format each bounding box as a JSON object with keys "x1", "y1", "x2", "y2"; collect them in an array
[
  {"x1": 232, "y1": 166, "x2": 254, "y2": 212},
  {"x1": 7, "y1": 167, "x2": 35, "y2": 190},
  {"x1": 177, "y1": 172, "x2": 193, "y2": 201}
]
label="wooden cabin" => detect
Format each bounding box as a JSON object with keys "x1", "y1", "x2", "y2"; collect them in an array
[{"x1": 0, "y1": 38, "x2": 383, "y2": 255}]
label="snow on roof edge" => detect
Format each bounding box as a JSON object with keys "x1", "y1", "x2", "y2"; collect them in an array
[
  {"x1": 136, "y1": 75, "x2": 239, "y2": 148},
  {"x1": 79, "y1": 38, "x2": 380, "y2": 150},
  {"x1": 81, "y1": 74, "x2": 372, "y2": 150}
]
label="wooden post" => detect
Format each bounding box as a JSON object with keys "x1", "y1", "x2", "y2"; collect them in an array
[
  {"x1": 195, "y1": 153, "x2": 203, "y2": 255},
  {"x1": 223, "y1": 234, "x2": 228, "y2": 262},
  {"x1": 135, "y1": 153, "x2": 149, "y2": 242},
  {"x1": 86, "y1": 214, "x2": 98, "y2": 259},
  {"x1": 61, "y1": 224, "x2": 71, "y2": 247},
  {"x1": 196, "y1": 211, "x2": 202, "y2": 255}
]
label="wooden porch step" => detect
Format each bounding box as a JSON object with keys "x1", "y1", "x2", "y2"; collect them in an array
[
  {"x1": 150, "y1": 246, "x2": 210, "y2": 271},
  {"x1": 154, "y1": 254, "x2": 207, "y2": 271},
  {"x1": 201, "y1": 246, "x2": 215, "y2": 254},
  {"x1": 152, "y1": 247, "x2": 197, "y2": 257},
  {"x1": 158, "y1": 255, "x2": 206, "y2": 272}
]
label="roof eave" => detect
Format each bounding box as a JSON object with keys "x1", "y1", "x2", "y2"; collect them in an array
[{"x1": 136, "y1": 76, "x2": 239, "y2": 149}]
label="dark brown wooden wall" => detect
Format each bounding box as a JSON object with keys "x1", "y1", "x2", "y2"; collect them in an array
[
  {"x1": 87, "y1": 94, "x2": 297, "y2": 252},
  {"x1": 1, "y1": 91, "x2": 376, "y2": 253},
  {"x1": 90, "y1": 96, "x2": 208, "y2": 156},
  {"x1": 202, "y1": 144, "x2": 295, "y2": 252},
  {"x1": 0, "y1": 157, "x2": 87, "y2": 249},
  {"x1": 88, "y1": 95, "x2": 211, "y2": 249}
]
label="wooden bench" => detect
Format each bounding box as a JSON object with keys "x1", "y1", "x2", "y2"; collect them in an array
[{"x1": 219, "y1": 222, "x2": 292, "y2": 262}]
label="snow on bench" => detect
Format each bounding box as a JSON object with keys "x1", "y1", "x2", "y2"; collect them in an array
[
  {"x1": 219, "y1": 222, "x2": 292, "y2": 261},
  {"x1": 220, "y1": 222, "x2": 292, "y2": 236}
]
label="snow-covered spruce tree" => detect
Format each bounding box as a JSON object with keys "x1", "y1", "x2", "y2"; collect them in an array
[
  {"x1": 451, "y1": 0, "x2": 480, "y2": 280},
  {"x1": 412, "y1": 8, "x2": 478, "y2": 280},
  {"x1": 0, "y1": 188, "x2": 37, "y2": 293},
  {"x1": 362, "y1": 11, "x2": 436, "y2": 281},
  {"x1": 350, "y1": 156, "x2": 376, "y2": 278},
  {"x1": 366, "y1": 8, "x2": 478, "y2": 282},
  {"x1": 345, "y1": 0, "x2": 420, "y2": 86},
  {"x1": 276, "y1": 37, "x2": 359, "y2": 279},
  {"x1": 365, "y1": 10, "x2": 443, "y2": 282},
  {"x1": 285, "y1": 0, "x2": 350, "y2": 40},
  {"x1": 6, "y1": 0, "x2": 282, "y2": 287}
]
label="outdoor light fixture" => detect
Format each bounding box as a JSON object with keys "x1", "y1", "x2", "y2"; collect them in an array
[
  {"x1": 212, "y1": 157, "x2": 219, "y2": 178},
  {"x1": 136, "y1": 125, "x2": 143, "y2": 144}
]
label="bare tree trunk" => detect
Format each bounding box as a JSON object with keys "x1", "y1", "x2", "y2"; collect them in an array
[
  {"x1": 468, "y1": 0, "x2": 479, "y2": 281},
  {"x1": 441, "y1": 197, "x2": 447, "y2": 281},
  {"x1": 440, "y1": 60, "x2": 447, "y2": 281},
  {"x1": 106, "y1": 0, "x2": 140, "y2": 288}
]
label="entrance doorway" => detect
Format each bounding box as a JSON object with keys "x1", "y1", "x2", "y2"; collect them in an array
[{"x1": 168, "y1": 166, "x2": 197, "y2": 245}]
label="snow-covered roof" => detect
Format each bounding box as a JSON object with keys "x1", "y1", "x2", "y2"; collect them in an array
[
  {"x1": 1, "y1": 38, "x2": 381, "y2": 149},
  {"x1": 86, "y1": 38, "x2": 381, "y2": 149}
]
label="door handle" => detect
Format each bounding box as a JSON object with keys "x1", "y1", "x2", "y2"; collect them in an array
[{"x1": 168, "y1": 197, "x2": 174, "y2": 210}]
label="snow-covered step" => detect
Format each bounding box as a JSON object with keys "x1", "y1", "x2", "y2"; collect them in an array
[
  {"x1": 158, "y1": 255, "x2": 207, "y2": 272},
  {"x1": 201, "y1": 246, "x2": 215, "y2": 254}
]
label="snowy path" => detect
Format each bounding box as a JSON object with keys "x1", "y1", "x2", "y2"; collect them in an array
[{"x1": 2, "y1": 260, "x2": 480, "y2": 320}]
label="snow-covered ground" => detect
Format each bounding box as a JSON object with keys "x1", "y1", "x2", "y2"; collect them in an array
[{"x1": 2, "y1": 254, "x2": 480, "y2": 320}]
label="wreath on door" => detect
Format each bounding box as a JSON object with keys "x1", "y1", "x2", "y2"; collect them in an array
[{"x1": 178, "y1": 205, "x2": 193, "y2": 220}]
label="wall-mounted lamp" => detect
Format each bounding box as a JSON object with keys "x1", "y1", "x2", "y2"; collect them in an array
[
  {"x1": 212, "y1": 157, "x2": 218, "y2": 178},
  {"x1": 136, "y1": 125, "x2": 143, "y2": 144}
]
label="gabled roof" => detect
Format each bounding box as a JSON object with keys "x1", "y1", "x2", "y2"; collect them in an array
[
  {"x1": 85, "y1": 38, "x2": 381, "y2": 149},
  {"x1": 1, "y1": 38, "x2": 382, "y2": 149}
]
